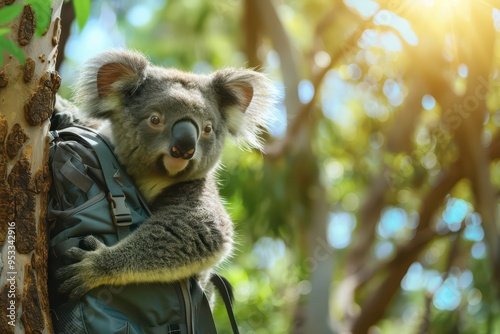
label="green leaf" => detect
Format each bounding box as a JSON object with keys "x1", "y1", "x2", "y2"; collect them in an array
[
  {"x1": 73, "y1": 0, "x2": 91, "y2": 31},
  {"x1": 26, "y1": 0, "x2": 53, "y2": 36},
  {"x1": 0, "y1": 36, "x2": 26, "y2": 64},
  {"x1": 0, "y1": 4, "x2": 23, "y2": 25},
  {"x1": 0, "y1": 28, "x2": 11, "y2": 36}
]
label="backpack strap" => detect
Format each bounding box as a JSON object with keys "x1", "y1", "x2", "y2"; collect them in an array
[
  {"x1": 189, "y1": 278, "x2": 218, "y2": 334},
  {"x1": 81, "y1": 130, "x2": 133, "y2": 241},
  {"x1": 211, "y1": 274, "x2": 239, "y2": 334},
  {"x1": 60, "y1": 158, "x2": 94, "y2": 193},
  {"x1": 56, "y1": 127, "x2": 133, "y2": 240}
]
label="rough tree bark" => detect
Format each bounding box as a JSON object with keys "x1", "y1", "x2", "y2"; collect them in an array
[{"x1": 0, "y1": 0, "x2": 62, "y2": 333}]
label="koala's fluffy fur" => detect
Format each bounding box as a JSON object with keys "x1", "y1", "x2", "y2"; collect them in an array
[{"x1": 56, "y1": 49, "x2": 276, "y2": 299}]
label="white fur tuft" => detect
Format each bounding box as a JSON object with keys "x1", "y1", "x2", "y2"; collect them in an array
[
  {"x1": 213, "y1": 68, "x2": 280, "y2": 151},
  {"x1": 72, "y1": 49, "x2": 150, "y2": 119}
]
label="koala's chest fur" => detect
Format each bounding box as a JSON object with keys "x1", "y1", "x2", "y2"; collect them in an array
[{"x1": 136, "y1": 176, "x2": 177, "y2": 202}]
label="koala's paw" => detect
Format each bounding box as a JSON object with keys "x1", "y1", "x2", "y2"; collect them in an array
[{"x1": 56, "y1": 236, "x2": 108, "y2": 299}]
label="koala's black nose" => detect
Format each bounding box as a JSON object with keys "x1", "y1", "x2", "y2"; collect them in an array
[{"x1": 170, "y1": 120, "x2": 198, "y2": 160}]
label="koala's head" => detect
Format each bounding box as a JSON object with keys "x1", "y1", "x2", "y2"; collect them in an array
[{"x1": 73, "y1": 50, "x2": 276, "y2": 201}]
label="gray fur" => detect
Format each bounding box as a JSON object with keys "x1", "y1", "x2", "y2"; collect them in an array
[{"x1": 56, "y1": 49, "x2": 277, "y2": 299}]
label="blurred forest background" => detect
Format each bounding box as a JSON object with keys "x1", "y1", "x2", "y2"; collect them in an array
[{"x1": 54, "y1": 0, "x2": 500, "y2": 333}]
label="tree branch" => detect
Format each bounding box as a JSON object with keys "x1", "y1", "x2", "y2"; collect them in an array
[
  {"x1": 350, "y1": 158, "x2": 462, "y2": 333},
  {"x1": 254, "y1": 0, "x2": 302, "y2": 118},
  {"x1": 439, "y1": 1, "x2": 500, "y2": 283},
  {"x1": 243, "y1": 0, "x2": 261, "y2": 69},
  {"x1": 349, "y1": 129, "x2": 500, "y2": 332}
]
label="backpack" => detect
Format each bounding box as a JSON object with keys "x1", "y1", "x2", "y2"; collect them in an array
[{"x1": 47, "y1": 119, "x2": 239, "y2": 334}]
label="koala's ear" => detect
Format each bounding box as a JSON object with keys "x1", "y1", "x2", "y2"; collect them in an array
[
  {"x1": 73, "y1": 49, "x2": 149, "y2": 119},
  {"x1": 96, "y1": 62, "x2": 143, "y2": 98},
  {"x1": 211, "y1": 68, "x2": 277, "y2": 149}
]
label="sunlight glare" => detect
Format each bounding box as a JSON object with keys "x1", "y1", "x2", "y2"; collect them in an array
[
  {"x1": 373, "y1": 10, "x2": 418, "y2": 46},
  {"x1": 344, "y1": 0, "x2": 379, "y2": 18},
  {"x1": 412, "y1": 0, "x2": 474, "y2": 29}
]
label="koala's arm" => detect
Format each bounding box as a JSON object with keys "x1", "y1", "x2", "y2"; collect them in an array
[
  {"x1": 51, "y1": 95, "x2": 109, "y2": 132},
  {"x1": 57, "y1": 179, "x2": 233, "y2": 299}
]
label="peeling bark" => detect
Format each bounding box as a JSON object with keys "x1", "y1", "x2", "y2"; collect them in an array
[{"x1": 0, "y1": 1, "x2": 63, "y2": 333}]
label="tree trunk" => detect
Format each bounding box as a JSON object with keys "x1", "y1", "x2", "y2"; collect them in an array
[{"x1": 0, "y1": 1, "x2": 62, "y2": 333}]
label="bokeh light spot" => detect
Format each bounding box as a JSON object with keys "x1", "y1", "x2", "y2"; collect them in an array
[
  {"x1": 327, "y1": 212, "x2": 356, "y2": 249},
  {"x1": 422, "y1": 94, "x2": 436, "y2": 110}
]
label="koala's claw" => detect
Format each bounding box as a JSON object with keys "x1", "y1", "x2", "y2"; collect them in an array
[
  {"x1": 79, "y1": 235, "x2": 104, "y2": 251},
  {"x1": 65, "y1": 247, "x2": 87, "y2": 261},
  {"x1": 69, "y1": 286, "x2": 89, "y2": 300},
  {"x1": 56, "y1": 261, "x2": 93, "y2": 299}
]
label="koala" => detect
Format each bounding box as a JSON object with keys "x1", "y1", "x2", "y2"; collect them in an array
[{"x1": 56, "y1": 49, "x2": 276, "y2": 299}]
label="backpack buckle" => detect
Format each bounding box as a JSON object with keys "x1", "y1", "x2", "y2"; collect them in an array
[{"x1": 107, "y1": 193, "x2": 132, "y2": 227}]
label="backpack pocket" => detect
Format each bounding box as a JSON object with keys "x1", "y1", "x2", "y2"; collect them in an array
[
  {"x1": 52, "y1": 297, "x2": 141, "y2": 334},
  {"x1": 51, "y1": 284, "x2": 189, "y2": 334}
]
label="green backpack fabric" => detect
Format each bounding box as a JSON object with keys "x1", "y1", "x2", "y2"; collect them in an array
[{"x1": 47, "y1": 123, "x2": 239, "y2": 334}]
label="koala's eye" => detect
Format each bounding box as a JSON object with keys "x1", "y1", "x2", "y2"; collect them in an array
[
  {"x1": 203, "y1": 124, "x2": 212, "y2": 134},
  {"x1": 150, "y1": 115, "x2": 161, "y2": 125}
]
